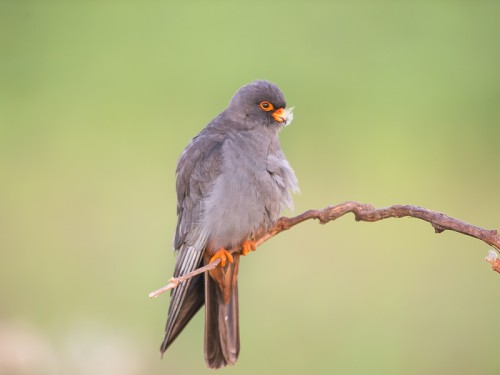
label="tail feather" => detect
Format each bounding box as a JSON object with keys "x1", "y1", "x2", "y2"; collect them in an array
[
  {"x1": 204, "y1": 254, "x2": 240, "y2": 368},
  {"x1": 160, "y1": 273, "x2": 204, "y2": 353}
]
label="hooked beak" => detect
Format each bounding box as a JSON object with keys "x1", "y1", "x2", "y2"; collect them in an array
[{"x1": 272, "y1": 108, "x2": 287, "y2": 123}]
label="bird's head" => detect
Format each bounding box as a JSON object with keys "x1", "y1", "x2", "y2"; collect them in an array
[{"x1": 226, "y1": 80, "x2": 294, "y2": 128}]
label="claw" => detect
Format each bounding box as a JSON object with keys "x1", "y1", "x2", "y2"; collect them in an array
[
  {"x1": 209, "y1": 248, "x2": 234, "y2": 267},
  {"x1": 241, "y1": 240, "x2": 257, "y2": 256}
]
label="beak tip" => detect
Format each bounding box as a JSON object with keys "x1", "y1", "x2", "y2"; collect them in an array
[
  {"x1": 272, "y1": 108, "x2": 287, "y2": 123},
  {"x1": 272, "y1": 107, "x2": 294, "y2": 125}
]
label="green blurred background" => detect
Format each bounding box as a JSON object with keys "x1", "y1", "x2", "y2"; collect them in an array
[{"x1": 1, "y1": 1, "x2": 499, "y2": 374}]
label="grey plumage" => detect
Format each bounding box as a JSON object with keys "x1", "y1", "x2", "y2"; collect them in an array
[{"x1": 161, "y1": 80, "x2": 298, "y2": 368}]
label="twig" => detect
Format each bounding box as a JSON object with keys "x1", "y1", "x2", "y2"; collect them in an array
[
  {"x1": 149, "y1": 201, "x2": 500, "y2": 297},
  {"x1": 485, "y1": 250, "x2": 500, "y2": 274},
  {"x1": 149, "y1": 258, "x2": 221, "y2": 298}
]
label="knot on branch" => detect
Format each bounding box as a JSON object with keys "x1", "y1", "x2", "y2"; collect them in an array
[{"x1": 432, "y1": 224, "x2": 446, "y2": 233}]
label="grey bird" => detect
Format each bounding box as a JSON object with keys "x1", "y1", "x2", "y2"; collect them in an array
[{"x1": 160, "y1": 80, "x2": 299, "y2": 369}]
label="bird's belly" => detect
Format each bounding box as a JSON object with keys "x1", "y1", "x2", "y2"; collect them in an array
[{"x1": 202, "y1": 168, "x2": 280, "y2": 251}]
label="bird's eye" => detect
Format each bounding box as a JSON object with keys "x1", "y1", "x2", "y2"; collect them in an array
[{"x1": 259, "y1": 101, "x2": 274, "y2": 111}]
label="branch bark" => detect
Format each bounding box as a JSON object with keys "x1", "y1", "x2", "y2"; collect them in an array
[
  {"x1": 149, "y1": 201, "x2": 500, "y2": 297},
  {"x1": 256, "y1": 201, "x2": 500, "y2": 248}
]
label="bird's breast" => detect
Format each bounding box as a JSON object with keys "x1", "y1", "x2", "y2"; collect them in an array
[{"x1": 201, "y1": 129, "x2": 285, "y2": 250}]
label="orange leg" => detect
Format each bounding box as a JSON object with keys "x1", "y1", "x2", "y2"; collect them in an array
[
  {"x1": 241, "y1": 239, "x2": 257, "y2": 256},
  {"x1": 209, "y1": 248, "x2": 234, "y2": 267}
]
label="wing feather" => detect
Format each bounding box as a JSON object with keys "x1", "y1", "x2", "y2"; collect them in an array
[{"x1": 161, "y1": 123, "x2": 225, "y2": 353}]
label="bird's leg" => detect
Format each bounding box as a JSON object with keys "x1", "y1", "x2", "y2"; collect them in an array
[
  {"x1": 241, "y1": 239, "x2": 257, "y2": 256},
  {"x1": 209, "y1": 248, "x2": 234, "y2": 267}
]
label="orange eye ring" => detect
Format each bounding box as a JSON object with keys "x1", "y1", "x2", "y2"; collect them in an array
[{"x1": 259, "y1": 101, "x2": 274, "y2": 111}]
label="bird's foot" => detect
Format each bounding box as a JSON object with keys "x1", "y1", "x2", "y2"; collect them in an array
[
  {"x1": 209, "y1": 248, "x2": 234, "y2": 267},
  {"x1": 241, "y1": 240, "x2": 257, "y2": 256}
]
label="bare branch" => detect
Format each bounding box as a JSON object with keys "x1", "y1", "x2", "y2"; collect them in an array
[
  {"x1": 150, "y1": 201, "x2": 500, "y2": 297},
  {"x1": 254, "y1": 201, "x2": 500, "y2": 249}
]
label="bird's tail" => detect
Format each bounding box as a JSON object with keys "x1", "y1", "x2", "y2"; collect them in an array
[
  {"x1": 204, "y1": 253, "x2": 240, "y2": 369},
  {"x1": 160, "y1": 272, "x2": 204, "y2": 355}
]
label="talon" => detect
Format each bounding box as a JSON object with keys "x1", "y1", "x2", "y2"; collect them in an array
[
  {"x1": 241, "y1": 240, "x2": 257, "y2": 256},
  {"x1": 209, "y1": 248, "x2": 234, "y2": 267}
]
